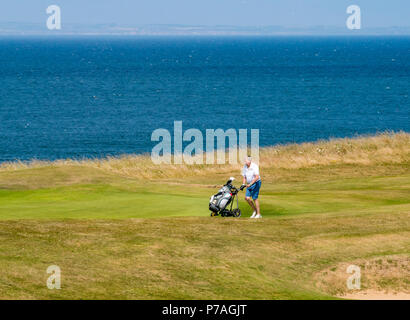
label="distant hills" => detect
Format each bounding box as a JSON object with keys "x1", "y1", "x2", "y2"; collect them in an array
[{"x1": 1, "y1": 22, "x2": 410, "y2": 36}]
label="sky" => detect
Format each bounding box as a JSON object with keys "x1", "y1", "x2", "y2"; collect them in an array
[{"x1": 0, "y1": 0, "x2": 409, "y2": 28}]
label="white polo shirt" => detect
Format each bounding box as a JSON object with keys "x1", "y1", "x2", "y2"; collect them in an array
[{"x1": 242, "y1": 163, "x2": 261, "y2": 184}]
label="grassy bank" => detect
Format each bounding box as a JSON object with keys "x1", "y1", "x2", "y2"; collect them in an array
[{"x1": 0, "y1": 132, "x2": 409, "y2": 299}]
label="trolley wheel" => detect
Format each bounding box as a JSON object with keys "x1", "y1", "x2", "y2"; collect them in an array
[
  {"x1": 210, "y1": 212, "x2": 217, "y2": 217},
  {"x1": 233, "y1": 209, "x2": 241, "y2": 217}
]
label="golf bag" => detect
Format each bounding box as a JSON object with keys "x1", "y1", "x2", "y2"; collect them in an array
[{"x1": 209, "y1": 177, "x2": 245, "y2": 217}]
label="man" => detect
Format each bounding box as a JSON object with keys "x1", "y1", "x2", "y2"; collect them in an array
[{"x1": 242, "y1": 156, "x2": 262, "y2": 219}]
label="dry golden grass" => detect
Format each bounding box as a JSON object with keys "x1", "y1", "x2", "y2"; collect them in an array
[
  {"x1": 314, "y1": 254, "x2": 410, "y2": 296},
  {"x1": 0, "y1": 212, "x2": 408, "y2": 299},
  {"x1": 262, "y1": 131, "x2": 410, "y2": 168},
  {"x1": 1, "y1": 131, "x2": 409, "y2": 180}
]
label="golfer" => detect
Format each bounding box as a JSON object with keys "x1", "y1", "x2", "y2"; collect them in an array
[{"x1": 242, "y1": 156, "x2": 262, "y2": 219}]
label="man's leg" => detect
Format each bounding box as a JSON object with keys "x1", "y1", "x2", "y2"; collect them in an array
[
  {"x1": 254, "y1": 199, "x2": 260, "y2": 215},
  {"x1": 245, "y1": 196, "x2": 257, "y2": 212},
  {"x1": 252, "y1": 181, "x2": 262, "y2": 218}
]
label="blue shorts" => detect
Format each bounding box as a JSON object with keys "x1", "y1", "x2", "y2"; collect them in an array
[{"x1": 246, "y1": 180, "x2": 261, "y2": 200}]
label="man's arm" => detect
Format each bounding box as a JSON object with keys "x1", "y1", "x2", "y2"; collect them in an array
[{"x1": 247, "y1": 174, "x2": 259, "y2": 187}]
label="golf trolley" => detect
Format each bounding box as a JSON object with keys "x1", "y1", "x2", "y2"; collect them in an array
[{"x1": 209, "y1": 177, "x2": 245, "y2": 218}]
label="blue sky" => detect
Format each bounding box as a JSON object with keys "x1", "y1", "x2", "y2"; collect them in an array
[{"x1": 0, "y1": 0, "x2": 409, "y2": 27}]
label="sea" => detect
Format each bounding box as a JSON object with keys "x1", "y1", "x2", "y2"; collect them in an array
[{"x1": 0, "y1": 36, "x2": 409, "y2": 162}]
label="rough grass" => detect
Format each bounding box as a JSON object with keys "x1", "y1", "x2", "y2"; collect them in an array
[
  {"x1": 0, "y1": 132, "x2": 408, "y2": 299},
  {"x1": 0, "y1": 214, "x2": 408, "y2": 300},
  {"x1": 1, "y1": 131, "x2": 409, "y2": 180}
]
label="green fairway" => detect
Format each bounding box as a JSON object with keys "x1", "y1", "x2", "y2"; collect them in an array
[
  {"x1": 0, "y1": 134, "x2": 409, "y2": 299},
  {"x1": 1, "y1": 166, "x2": 409, "y2": 220}
]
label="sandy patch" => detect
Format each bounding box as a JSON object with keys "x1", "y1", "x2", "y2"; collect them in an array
[
  {"x1": 314, "y1": 254, "x2": 409, "y2": 298},
  {"x1": 340, "y1": 290, "x2": 410, "y2": 300}
]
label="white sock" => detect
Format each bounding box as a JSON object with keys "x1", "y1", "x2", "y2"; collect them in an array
[{"x1": 250, "y1": 211, "x2": 257, "y2": 218}]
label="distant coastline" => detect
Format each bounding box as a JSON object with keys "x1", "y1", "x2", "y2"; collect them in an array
[{"x1": 1, "y1": 23, "x2": 410, "y2": 36}]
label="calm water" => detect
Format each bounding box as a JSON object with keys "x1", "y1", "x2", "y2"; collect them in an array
[{"x1": 0, "y1": 36, "x2": 409, "y2": 162}]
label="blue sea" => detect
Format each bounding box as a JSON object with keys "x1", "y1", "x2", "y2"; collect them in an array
[{"x1": 0, "y1": 36, "x2": 409, "y2": 162}]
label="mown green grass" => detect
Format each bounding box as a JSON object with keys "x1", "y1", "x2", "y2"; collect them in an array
[
  {"x1": 0, "y1": 162, "x2": 409, "y2": 299},
  {"x1": 1, "y1": 166, "x2": 408, "y2": 219}
]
